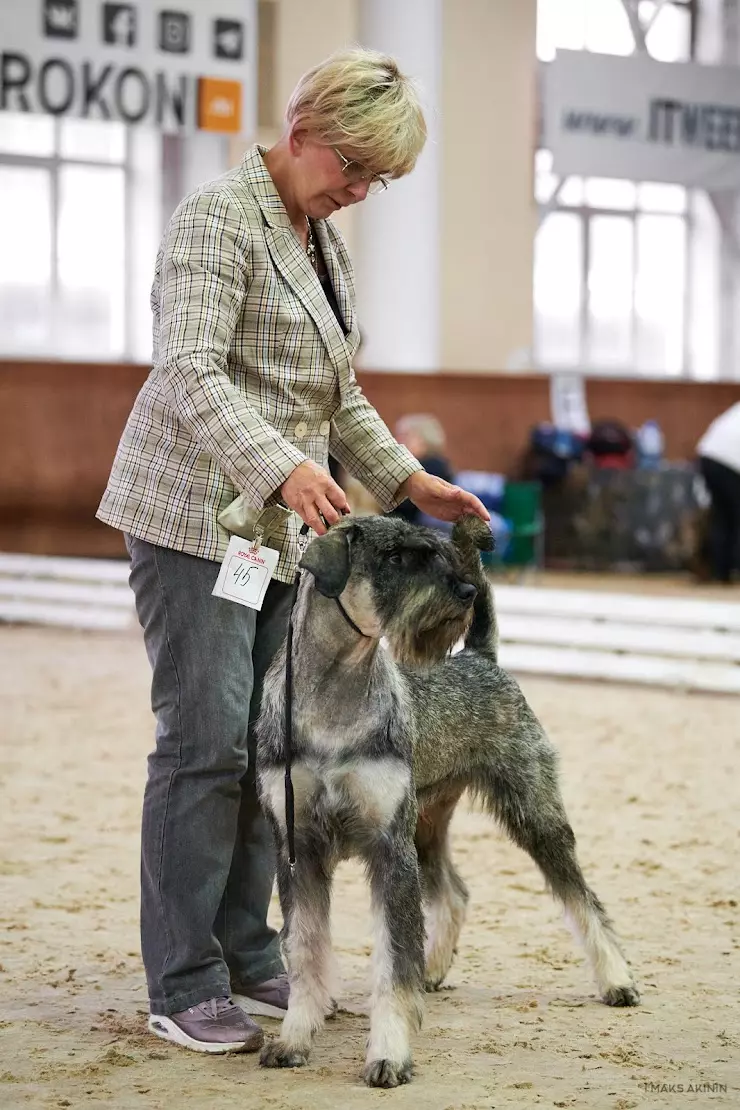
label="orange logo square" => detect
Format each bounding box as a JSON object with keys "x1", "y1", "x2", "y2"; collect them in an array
[{"x1": 197, "y1": 77, "x2": 242, "y2": 133}]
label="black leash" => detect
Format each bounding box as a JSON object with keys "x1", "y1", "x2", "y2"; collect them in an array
[{"x1": 334, "y1": 596, "x2": 370, "y2": 639}]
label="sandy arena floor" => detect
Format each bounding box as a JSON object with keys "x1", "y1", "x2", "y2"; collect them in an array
[{"x1": 0, "y1": 624, "x2": 738, "y2": 1109}]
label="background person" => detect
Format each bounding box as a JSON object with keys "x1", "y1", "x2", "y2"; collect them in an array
[
  {"x1": 393, "y1": 414, "x2": 456, "y2": 526},
  {"x1": 696, "y1": 402, "x2": 740, "y2": 584}
]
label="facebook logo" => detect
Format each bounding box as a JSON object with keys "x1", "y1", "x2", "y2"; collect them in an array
[
  {"x1": 214, "y1": 19, "x2": 244, "y2": 61},
  {"x1": 43, "y1": 0, "x2": 79, "y2": 39},
  {"x1": 103, "y1": 3, "x2": 137, "y2": 47},
  {"x1": 158, "y1": 10, "x2": 191, "y2": 54}
]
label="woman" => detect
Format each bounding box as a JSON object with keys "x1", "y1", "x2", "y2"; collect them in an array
[{"x1": 98, "y1": 47, "x2": 488, "y2": 1054}]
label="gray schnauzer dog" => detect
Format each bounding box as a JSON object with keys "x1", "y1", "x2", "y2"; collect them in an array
[{"x1": 256, "y1": 514, "x2": 639, "y2": 1088}]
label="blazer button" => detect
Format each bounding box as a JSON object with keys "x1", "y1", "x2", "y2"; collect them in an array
[
  {"x1": 294, "y1": 422, "x2": 308, "y2": 440},
  {"x1": 319, "y1": 420, "x2": 331, "y2": 436}
]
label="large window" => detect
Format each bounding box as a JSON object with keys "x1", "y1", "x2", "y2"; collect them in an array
[
  {"x1": 534, "y1": 154, "x2": 704, "y2": 375},
  {"x1": 537, "y1": 0, "x2": 694, "y2": 63},
  {"x1": 533, "y1": 0, "x2": 719, "y2": 378},
  {"x1": 0, "y1": 113, "x2": 160, "y2": 362}
]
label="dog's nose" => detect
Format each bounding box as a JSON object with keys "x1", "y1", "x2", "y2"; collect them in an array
[{"x1": 454, "y1": 581, "x2": 477, "y2": 604}]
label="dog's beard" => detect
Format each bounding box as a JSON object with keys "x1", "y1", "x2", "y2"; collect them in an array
[{"x1": 385, "y1": 606, "x2": 472, "y2": 667}]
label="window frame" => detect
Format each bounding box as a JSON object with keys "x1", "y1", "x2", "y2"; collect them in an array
[
  {"x1": 535, "y1": 181, "x2": 693, "y2": 376},
  {"x1": 0, "y1": 118, "x2": 135, "y2": 361}
]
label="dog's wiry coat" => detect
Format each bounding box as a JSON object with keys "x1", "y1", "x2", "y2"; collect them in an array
[{"x1": 257, "y1": 514, "x2": 639, "y2": 1087}]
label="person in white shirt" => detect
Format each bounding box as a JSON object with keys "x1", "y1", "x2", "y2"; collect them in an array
[{"x1": 696, "y1": 402, "x2": 740, "y2": 583}]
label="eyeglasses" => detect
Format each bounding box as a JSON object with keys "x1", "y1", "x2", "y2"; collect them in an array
[{"x1": 333, "y1": 148, "x2": 388, "y2": 195}]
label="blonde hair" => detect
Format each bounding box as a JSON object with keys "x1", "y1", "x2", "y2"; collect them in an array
[
  {"x1": 396, "y1": 414, "x2": 447, "y2": 454},
  {"x1": 285, "y1": 47, "x2": 427, "y2": 179}
]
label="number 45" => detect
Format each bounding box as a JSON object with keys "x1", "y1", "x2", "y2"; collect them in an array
[{"x1": 232, "y1": 564, "x2": 253, "y2": 587}]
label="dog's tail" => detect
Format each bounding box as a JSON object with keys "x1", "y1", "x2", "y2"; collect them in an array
[{"x1": 451, "y1": 515, "x2": 499, "y2": 659}]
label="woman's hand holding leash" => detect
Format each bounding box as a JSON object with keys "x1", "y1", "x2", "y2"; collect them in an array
[{"x1": 281, "y1": 460, "x2": 350, "y2": 535}]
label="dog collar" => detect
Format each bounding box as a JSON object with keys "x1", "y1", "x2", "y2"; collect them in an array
[{"x1": 335, "y1": 597, "x2": 372, "y2": 639}]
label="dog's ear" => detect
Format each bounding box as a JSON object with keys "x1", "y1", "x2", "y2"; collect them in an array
[
  {"x1": 299, "y1": 526, "x2": 353, "y2": 598},
  {"x1": 452, "y1": 514, "x2": 494, "y2": 554}
]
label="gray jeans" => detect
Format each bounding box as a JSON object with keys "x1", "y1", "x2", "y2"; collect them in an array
[{"x1": 125, "y1": 535, "x2": 293, "y2": 1015}]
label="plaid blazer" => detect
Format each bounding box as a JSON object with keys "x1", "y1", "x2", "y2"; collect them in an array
[{"x1": 97, "y1": 145, "x2": 420, "y2": 583}]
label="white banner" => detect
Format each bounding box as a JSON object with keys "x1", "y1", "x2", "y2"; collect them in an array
[
  {"x1": 0, "y1": 0, "x2": 255, "y2": 135},
  {"x1": 545, "y1": 49, "x2": 740, "y2": 190}
]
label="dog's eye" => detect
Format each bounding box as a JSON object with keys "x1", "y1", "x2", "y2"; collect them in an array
[{"x1": 389, "y1": 553, "x2": 403, "y2": 566}]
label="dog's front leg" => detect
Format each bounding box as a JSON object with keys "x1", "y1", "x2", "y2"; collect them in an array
[
  {"x1": 363, "y1": 830, "x2": 425, "y2": 1088},
  {"x1": 260, "y1": 844, "x2": 333, "y2": 1069}
]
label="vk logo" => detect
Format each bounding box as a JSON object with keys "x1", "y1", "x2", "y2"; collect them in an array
[{"x1": 43, "y1": 0, "x2": 79, "y2": 39}]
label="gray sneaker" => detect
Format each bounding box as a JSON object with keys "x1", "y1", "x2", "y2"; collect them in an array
[
  {"x1": 233, "y1": 975, "x2": 290, "y2": 1020},
  {"x1": 148, "y1": 996, "x2": 264, "y2": 1053}
]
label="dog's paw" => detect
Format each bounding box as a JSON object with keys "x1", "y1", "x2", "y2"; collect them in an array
[
  {"x1": 363, "y1": 1057, "x2": 413, "y2": 1088},
  {"x1": 603, "y1": 983, "x2": 641, "y2": 1007},
  {"x1": 324, "y1": 997, "x2": 339, "y2": 1020},
  {"x1": 424, "y1": 943, "x2": 456, "y2": 991},
  {"x1": 259, "y1": 1039, "x2": 309, "y2": 1069}
]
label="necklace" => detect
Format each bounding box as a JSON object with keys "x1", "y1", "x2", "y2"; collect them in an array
[{"x1": 305, "y1": 216, "x2": 317, "y2": 269}]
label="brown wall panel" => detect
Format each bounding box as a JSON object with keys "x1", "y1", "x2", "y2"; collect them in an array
[
  {"x1": 0, "y1": 361, "x2": 149, "y2": 557},
  {"x1": 1, "y1": 359, "x2": 739, "y2": 556},
  {"x1": 357, "y1": 372, "x2": 740, "y2": 475},
  {"x1": 358, "y1": 372, "x2": 551, "y2": 473}
]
